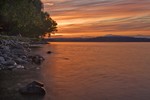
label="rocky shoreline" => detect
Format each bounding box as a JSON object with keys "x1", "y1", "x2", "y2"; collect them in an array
[
  {"x1": 0, "y1": 36, "x2": 47, "y2": 99},
  {"x1": 0, "y1": 36, "x2": 45, "y2": 71}
]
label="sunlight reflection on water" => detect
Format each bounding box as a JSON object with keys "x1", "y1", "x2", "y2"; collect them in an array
[{"x1": 39, "y1": 42, "x2": 150, "y2": 100}]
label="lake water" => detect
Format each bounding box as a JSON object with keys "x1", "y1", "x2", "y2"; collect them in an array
[{"x1": 39, "y1": 42, "x2": 150, "y2": 100}]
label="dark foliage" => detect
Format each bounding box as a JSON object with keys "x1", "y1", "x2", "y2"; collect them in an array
[{"x1": 0, "y1": 0, "x2": 57, "y2": 38}]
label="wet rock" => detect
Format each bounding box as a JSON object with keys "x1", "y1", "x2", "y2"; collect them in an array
[
  {"x1": 30, "y1": 55, "x2": 45, "y2": 65},
  {"x1": 19, "y1": 81, "x2": 46, "y2": 95},
  {"x1": 33, "y1": 57, "x2": 41, "y2": 65}
]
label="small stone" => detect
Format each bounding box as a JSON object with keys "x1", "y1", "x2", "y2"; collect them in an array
[{"x1": 47, "y1": 51, "x2": 52, "y2": 54}]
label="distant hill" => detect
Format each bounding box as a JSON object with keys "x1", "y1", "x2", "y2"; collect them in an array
[{"x1": 46, "y1": 35, "x2": 150, "y2": 42}]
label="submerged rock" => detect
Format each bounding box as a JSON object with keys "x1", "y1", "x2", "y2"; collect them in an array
[
  {"x1": 47, "y1": 51, "x2": 52, "y2": 54},
  {"x1": 29, "y1": 55, "x2": 45, "y2": 65},
  {"x1": 19, "y1": 81, "x2": 46, "y2": 95}
]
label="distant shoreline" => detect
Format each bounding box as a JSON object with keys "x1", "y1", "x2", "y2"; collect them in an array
[
  {"x1": 48, "y1": 41, "x2": 150, "y2": 42},
  {"x1": 45, "y1": 36, "x2": 150, "y2": 42}
]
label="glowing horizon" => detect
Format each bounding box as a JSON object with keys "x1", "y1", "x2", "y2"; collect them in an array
[{"x1": 42, "y1": 0, "x2": 150, "y2": 38}]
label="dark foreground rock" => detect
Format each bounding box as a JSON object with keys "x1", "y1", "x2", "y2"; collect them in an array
[{"x1": 19, "y1": 81, "x2": 46, "y2": 96}]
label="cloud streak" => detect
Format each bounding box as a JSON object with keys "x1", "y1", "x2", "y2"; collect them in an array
[{"x1": 42, "y1": 0, "x2": 150, "y2": 37}]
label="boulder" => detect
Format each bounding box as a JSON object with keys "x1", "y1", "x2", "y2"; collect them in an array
[{"x1": 19, "y1": 81, "x2": 46, "y2": 95}]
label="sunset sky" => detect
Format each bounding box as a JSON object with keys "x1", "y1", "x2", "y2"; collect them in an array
[{"x1": 42, "y1": 0, "x2": 150, "y2": 37}]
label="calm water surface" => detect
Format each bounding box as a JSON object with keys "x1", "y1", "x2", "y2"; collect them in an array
[{"x1": 39, "y1": 42, "x2": 150, "y2": 100}]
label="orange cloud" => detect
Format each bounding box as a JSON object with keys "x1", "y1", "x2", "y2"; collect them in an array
[{"x1": 42, "y1": 0, "x2": 150, "y2": 37}]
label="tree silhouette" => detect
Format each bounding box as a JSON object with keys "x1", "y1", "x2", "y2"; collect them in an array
[{"x1": 0, "y1": 0, "x2": 57, "y2": 38}]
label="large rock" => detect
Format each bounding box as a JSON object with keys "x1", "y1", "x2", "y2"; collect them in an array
[{"x1": 19, "y1": 81, "x2": 46, "y2": 95}]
